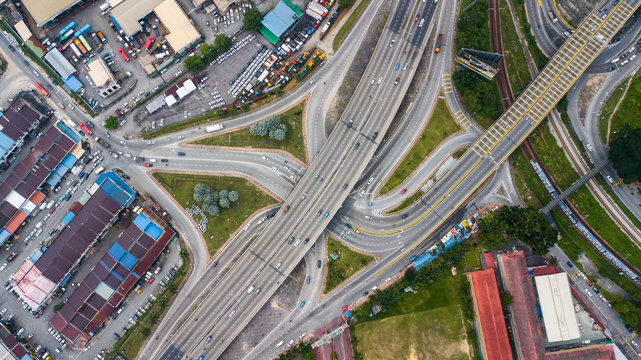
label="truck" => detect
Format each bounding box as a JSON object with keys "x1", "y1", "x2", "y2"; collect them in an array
[
  {"x1": 71, "y1": 165, "x2": 84, "y2": 175},
  {"x1": 206, "y1": 124, "x2": 224, "y2": 133},
  {"x1": 434, "y1": 33, "x2": 443, "y2": 53},
  {"x1": 109, "y1": 151, "x2": 119, "y2": 159},
  {"x1": 94, "y1": 166, "x2": 105, "y2": 174},
  {"x1": 547, "y1": 11, "x2": 558, "y2": 23},
  {"x1": 95, "y1": 136, "x2": 110, "y2": 148},
  {"x1": 97, "y1": 31, "x2": 107, "y2": 44}
]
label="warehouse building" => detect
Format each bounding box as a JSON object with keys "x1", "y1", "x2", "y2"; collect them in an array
[
  {"x1": 50, "y1": 210, "x2": 175, "y2": 348},
  {"x1": 110, "y1": 0, "x2": 201, "y2": 54},
  {"x1": 11, "y1": 173, "x2": 135, "y2": 311},
  {"x1": 43, "y1": 49, "x2": 84, "y2": 93},
  {"x1": 466, "y1": 269, "x2": 513, "y2": 360},
  {"x1": 497, "y1": 251, "x2": 546, "y2": 360},
  {"x1": 0, "y1": 98, "x2": 46, "y2": 167},
  {"x1": 259, "y1": 0, "x2": 303, "y2": 45},
  {"x1": 87, "y1": 59, "x2": 121, "y2": 98},
  {"x1": 0, "y1": 122, "x2": 81, "y2": 246},
  {"x1": 21, "y1": 0, "x2": 84, "y2": 27},
  {"x1": 535, "y1": 273, "x2": 581, "y2": 343}
]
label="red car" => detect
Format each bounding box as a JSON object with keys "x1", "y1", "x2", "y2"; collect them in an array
[
  {"x1": 341, "y1": 305, "x2": 348, "y2": 312},
  {"x1": 401, "y1": 188, "x2": 407, "y2": 194},
  {"x1": 144, "y1": 163, "x2": 153, "y2": 167},
  {"x1": 148, "y1": 277, "x2": 155, "y2": 285},
  {"x1": 587, "y1": 280, "x2": 593, "y2": 286},
  {"x1": 415, "y1": 16, "x2": 419, "y2": 22}
]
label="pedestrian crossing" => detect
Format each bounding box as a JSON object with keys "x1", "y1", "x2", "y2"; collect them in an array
[
  {"x1": 453, "y1": 109, "x2": 472, "y2": 130},
  {"x1": 442, "y1": 73, "x2": 453, "y2": 94}
]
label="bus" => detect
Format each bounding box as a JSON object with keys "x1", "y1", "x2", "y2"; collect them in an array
[
  {"x1": 69, "y1": 42, "x2": 83, "y2": 58},
  {"x1": 78, "y1": 35, "x2": 92, "y2": 53},
  {"x1": 79, "y1": 122, "x2": 93, "y2": 135},
  {"x1": 34, "y1": 82, "x2": 49, "y2": 97},
  {"x1": 60, "y1": 29, "x2": 73, "y2": 42},
  {"x1": 60, "y1": 37, "x2": 74, "y2": 51},
  {"x1": 74, "y1": 39, "x2": 88, "y2": 55},
  {"x1": 59, "y1": 21, "x2": 76, "y2": 36},
  {"x1": 74, "y1": 24, "x2": 92, "y2": 38}
]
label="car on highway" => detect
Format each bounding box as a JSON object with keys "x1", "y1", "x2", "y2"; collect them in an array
[
  {"x1": 306, "y1": 276, "x2": 311, "y2": 285},
  {"x1": 294, "y1": 239, "x2": 300, "y2": 247},
  {"x1": 342, "y1": 305, "x2": 348, "y2": 312},
  {"x1": 299, "y1": 301, "x2": 305, "y2": 308},
  {"x1": 354, "y1": 142, "x2": 360, "y2": 150},
  {"x1": 147, "y1": 140, "x2": 155, "y2": 145},
  {"x1": 315, "y1": 173, "x2": 320, "y2": 179},
  {"x1": 372, "y1": 131, "x2": 378, "y2": 140},
  {"x1": 410, "y1": 255, "x2": 417, "y2": 262},
  {"x1": 304, "y1": 238, "x2": 309, "y2": 244},
  {"x1": 401, "y1": 188, "x2": 407, "y2": 194},
  {"x1": 177, "y1": 152, "x2": 186, "y2": 156},
  {"x1": 6, "y1": 253, "x2": 16, "y2": 262},
  {"x1": 205, "y1": 336, "x2": 212, "y2": 343},
  {"x1": 272, "y1": 166, "x2": 279, "y2": 172},
  {"x1": 144, "y1": 163, "x2": 153, "y2": 167},
  {"x1": 229, "y1": 310, "x2": 236, "y2": 317},
  {"x1": 261, "y1": 156, "x2": 268, "y2": 160},
  {"x1": 0, "y1": 263, "x2": 7, "y2": 271},
  {"x1": 300, "y1": 193, "x2": 307, "y2": 200},
  {"x1": 323, "y1": 211, "x2": 330, "y2": 218},
  {"x1": 401, "y1": 214, "x2": 408, "y2": 219},
  {"x1": 343, "y1": 183, "x2": 349, "y2": 190},
  {"x1": 288, "y1": 237, "x2": 294, "y2": 244}
]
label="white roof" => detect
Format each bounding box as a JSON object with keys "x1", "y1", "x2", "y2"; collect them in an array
[
  {"x1": 165, "y1": 95, "x2": 177, "y2": 107},
  {"x1": 534, "y1": 273, "x2": 581, "y2": 342},
  {"x1": 5, "y1": 190, "x2": 25, "y2": 209},
  {"x1": 110, "y1": 0, "x2": 164, "y2": 36},
  {"x1": 23, "y1": 200, "x2": 36, "y2": 213}
]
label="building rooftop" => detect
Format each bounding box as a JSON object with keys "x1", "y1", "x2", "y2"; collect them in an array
[
  {"x1": 87, "y1": 59, "x2": 113, "y2": 89},
  {"x1": 260, "y1": 0, "x2": 302, "y2": 43},
  {"x1": 11, "y1": 173, "x2": 134, "y2": 310},
  {"x1": 498, "y1": 251, "x2": 545, "y2": 360},
  {"x1": 0, "y1": 98, "x2": 42, "y2": 160},
  {"x1": 0, "y1": 322, "x2": 30, "y2": 360},
  {"x1": 535, "y1": 273, "x2": 581, "y2": 342},
  {"x1": 21, "y1": 0, "x2": 82, "y2": 26},
  {"x1": 545, "y1": 345, "x2": 616, "y2": 360},
  {"x1": 44, "y1": 48, "x2": 76, "y2": 80},
  {"x1": 467, "y1": 269, "x2": 512, "y2": 360},
  {"x1": 50, "y1": 210, "x2": 174, "y2": 348},
  {"x1": 110, "y1": 0, "x2": 164, "y2": 36},
  {"x1": 154, "y1": 0, "x2": 201, "y2": 54}
]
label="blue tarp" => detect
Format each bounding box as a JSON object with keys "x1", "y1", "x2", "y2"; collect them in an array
[
  {"x1": 144, "y1": 222, "x2": 163, "y2": 240},
  {"x1": 62, "y1": 212, "x2": 75, "y2": 225},
  {"x1": 56, "y1": 122, "x2": 81, "y2": 143},
  {"x1": 260, "y1": 1, "x2": 300, "y2": 39},
  {"x1": 133, "y1": 213, "x2": 151, "y2": 232},
  {"x1": 110, "y1": 17, "x2": 123, "y2": 32},
  {"x1": 63, "y1": 75, "x2": 83, "y2": 93},
  {"x1": 120, "y1": 252, "x2": 138, "y2": 271},
  {"x1": 108, "y1": 242, "x2": 126, "y2": 262},
  {"x1": 59, "y1": 274, "x2": 71, "y2": 287}
]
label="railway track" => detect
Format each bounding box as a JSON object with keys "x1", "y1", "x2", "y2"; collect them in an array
[{"x1": 487, "y1": 0, "x2": 641, "y2": 279}]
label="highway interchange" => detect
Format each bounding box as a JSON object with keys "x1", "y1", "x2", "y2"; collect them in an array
[{"x1": 2, "y1": 0, "x2": 641, "y2": 358}]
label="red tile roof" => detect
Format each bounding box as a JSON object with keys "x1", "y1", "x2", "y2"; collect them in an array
[
  {"x1": 467, "y1": 269, "x2": 512, "y2": 360},
  {"x1": 545, "y1": 345, "x2": 616, "y2": 360},
  {"x1": 483, "y1": 253, "x2": 495, "y2": 269}
]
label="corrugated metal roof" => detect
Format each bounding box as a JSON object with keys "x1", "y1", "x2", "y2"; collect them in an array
[
  {"x1": 44, "y1": 49, "x2": 76, "y2": 80},
  {"x1": 534, "y1": 273, "x2": 580, "y2": 342}
]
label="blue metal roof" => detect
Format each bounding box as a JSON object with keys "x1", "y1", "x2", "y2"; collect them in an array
[
  {"x1": 56, "y1": 122, "x2": 81, "y2": 143},
  {"x1": 133, "y1": 213, "x2": 151, "y2": 232},
  {"x1": 145, "y1": 222, "x2": 163, "y2": 240},
  {"x1": 120, "y1": 252, "x2": 138, "y2": 271},
  {"x1": 260, "y1": 1, "x2": 301, "y2": 39},
  {"x1": 62, "y1": 212, "x2": 75, "y2": 225},
  {"x1": 0, "y1": 229, "x2": 10, "y2": 245},
  {"x1": 63, "y1": 75, "x2": 83, "y2": 93},
  {"x1": 0, "y1": 131, "x2": 15, "y2": 157},
  {"x1": 95, "y1": 172, "x2": 135, "y2": 207},
  {"x1": 108, "y1": 242, "x2": 126, "y2": 261}
]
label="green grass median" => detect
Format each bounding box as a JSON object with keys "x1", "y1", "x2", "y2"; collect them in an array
[
  {"x1": 333, "y1": 0, "x2": 371, "y2": 52},
  {"x1": 381, "y1": 99, "x2": 460, "y2": 194},
  {"x1": 152, "y1": 172, "x2": 277, "y2": 254},
  {"x1": 192, "y1": 101, "x2": 307, "y2": 162},
  {"x1": 324, "y1": 236, "x2": 374, "y2": 293}
]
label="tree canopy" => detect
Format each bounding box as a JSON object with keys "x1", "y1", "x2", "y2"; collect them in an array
[
  {"x1": 609, "y1": 127, "x2": 641, "y2": 183},
  {"x1": 243, "y1": 8, "x2": 263, "y2": 32},
  {"x1": 192, "y1": 183, "x2": 240, "y2": 216},
  {"x1": 105, "y1": 115, "x2": 118, "y2": 130},
  {"x1": 183, "y1": 54, "x2": 204, "y2": 72},
  {"x1": 200, "y1": 44, "x2": 218, "y2": 63},
  {"x1": 249, "y1": 115, "x2": 288, "y2": 141},
  {"x1": 214, "y1": 34, "x2": 232, "y2": 53}
]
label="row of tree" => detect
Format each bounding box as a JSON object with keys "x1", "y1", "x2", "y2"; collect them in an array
[
  {"x1": 249, "y1": 115, "x2": 288, "y2": 141},
  {"x1": 193, "y1": 183, "x2": 239, "y2": 216},
  {"x1": 184, "y1": 35, "x2": 233, "y2": 72},
  {"x1": 609, "y1": 127, "x2": 641, "y2": 184}
]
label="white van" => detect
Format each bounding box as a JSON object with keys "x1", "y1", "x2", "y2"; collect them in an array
[
  {"x1": 149, "y1": 158, "x2": 157, "y2": 163},
  {"x1": 247, "y1": 286, "x2": 254, "y2": 294},
  {"x1": 275, "y1": 340, "x2": 284, "y2": 348}
]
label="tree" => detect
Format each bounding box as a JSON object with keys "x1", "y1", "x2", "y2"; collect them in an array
[
  {"x1": 105, "y1": 115, "x2": 118, "y2": 130},
  {"x1": 243, "y1": 8, "x2": 263, "y2": 32},
  {"x1": 219, "y1": 197, "x2": 231, "y2": 209},
  {"x1": 200, "y1": 44, "x2": 217, "y2": 63},
  {"x1": 218, "y1": 189, "x2": 229, "y2": 201},
  {"x1": 203, "y1": 202, "x2": 220, "y2": 216},
  {"x1": 193, "y1": 183, "x2": 208, "y2": 202},
  {"x1": 202, "y1": 191, "x2": 219, "y2": 206},
  {"x1": 53, "y1": 303, "x2": 64, "y2": 313},
  {"x1": 499, "y1": 291, "x2": 513, "y2": 309},
  {"x1": 338, "y1": 0, "x2": 355, "y2": 8},
  {"x1": 141, "y1": 327, "x2": 151, "y2": 336},
  {"x1": 269, "y1": 122, "x2": 287, "y2": 141},
  {"x1": 250, "y1": 121, "x2": 269, "y2": 136},
  {"x1": 228, "y1": 190, "x2": 239, "y2": 202},
  {"x1": 609, "y1": 127, "x2": 641, "y2": 183},
  {"x1": 183, "y1": 54, "x2": 204, "y2": 72},
  {"x1": 214, "y1": 34, "x2": 232, "y2": 53}
]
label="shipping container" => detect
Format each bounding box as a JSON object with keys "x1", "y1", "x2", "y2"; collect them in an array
[
  {"x1": 74, "y1": 24, "x2": 92, "y2": 38},
  {"x1": 59, "y1": 22, "x2": 77, "y2": 36}
]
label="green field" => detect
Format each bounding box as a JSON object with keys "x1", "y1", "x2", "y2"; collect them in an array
[
  {"x1": 193, "y1": 102, "x2": 307, "y2": 162},
  {"x1": 500, "y1": 0, "x2": 530, "y2": 95},
  {"x1": 152, "y1": 173, "x2": 277, "y2": 254},
  {"x1": 353, "y1": 269, "x2": 471, "y2": 359},
  {"x1": 381, "y1": 99, "x2": 460, "y2": 194},
  {"x1": 324, "y1": 236, "x2": 374, "y2": 293},
  {"x1": 386, "y1": 189, "x2": 424, "y2": 214},
  {"x1": 600, "y1": 72, "x2": 641, "y2": 143},
  {"x1": 599, "y1": 78, "x2": 630, "y2": 143},
  {"x1": 333, "y1": 0, "x2": 371, "y2": 52}
]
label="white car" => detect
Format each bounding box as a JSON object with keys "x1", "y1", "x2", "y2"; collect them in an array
[
  {"x1": 0, "y1": 263, "x2": 7, "y2": 272},
  {"x1": 261, "y1": 156, "x2": 268, "y2": 160},
  {"x1": 147, "y1": 140, "x2": 155, "y2": 145},
  {"x1": 294, "y1": 239, "x2": 300, "y2": 247},
  {"x1": 272, "y1": 166, "x2": 279, "y2": 172},
  {"x1": 586, "y1": 144, "x2": 593, "y2": 151}
]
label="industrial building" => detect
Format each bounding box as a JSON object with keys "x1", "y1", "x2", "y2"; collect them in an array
[
  {"x1": 466, "y1": 269, "x2": 513, "y2": 360},
  {"x1": 21, "y1": 0, "x2": 84, "y2": 27},
  {"x1": 87, "y1": 59, "x2": 121, "y2": 98},
  {"x1": 110, "y1": 0, "x2": 201, "y2": 54},
  {"x1": 259, "y1": 0, "x2": 303, "y2": 45},
  {"x1": 50, "y1": 209, "x2": 175, "y2": 348},
  {"x1": 0, "y1": 98, "x2": 46, "y2": 167},
  {"x1": 535, "y1": 273, "x2": 581, "y2": 343},
  {"x1": 0, "y1": 121, "x2": 81, "y2": 246},
  {"x1": 497, "y1": 251, "x2": 546, "y2": 360},
  {"x1": 43, "y1": 49, "x2": 84, "y2": 93},
  {"x1": 0, "y1": 322, "x2": 31, "y2": 360},
  {"x1": 11, "y1": 173, "x2": 135, "y2": 311}
]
